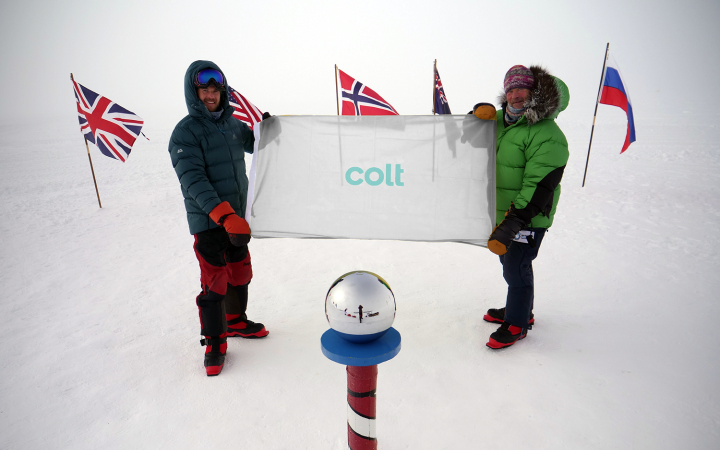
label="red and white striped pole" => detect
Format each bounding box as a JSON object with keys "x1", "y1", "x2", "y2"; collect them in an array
[
  {"x1": 322, "y1": 271, "x2": 401, "y2": 449},
  {"x1": 321, "y1": 328, "x2": 400, "y2": 449},
  {"x1": 346, "y1": 365, "x2": 377, "y2": 449}
]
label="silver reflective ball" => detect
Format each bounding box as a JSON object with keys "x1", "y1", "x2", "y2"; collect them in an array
[{"x1": 325, "y1": 271, "x2": 396, "y2": 343}]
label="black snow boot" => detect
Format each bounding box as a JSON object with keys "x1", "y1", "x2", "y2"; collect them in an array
[
  {"x1": 226, "y1": 313, "x2": 269, "y2": 338},
  {"x1": 483, "y1": 307, "x2": 535, "y2": 326},
  {"x1": 225, "y1": 283, "x2": 269, "y2": 339},
  {"x1": 201, "y1": 334, "x2": 227, "y2": 376},
  {"x1": 486, "y1": 322, "x2": 528, "y2": 350}
]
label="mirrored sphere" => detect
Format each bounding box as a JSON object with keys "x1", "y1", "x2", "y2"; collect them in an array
[{"x1": 325, "y1": 271, "x2": 396, "y2": 343}]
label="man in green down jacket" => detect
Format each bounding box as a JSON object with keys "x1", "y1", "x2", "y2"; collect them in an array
[
  {"x1": 480, "y1": 65, "x2": 569, "y2": 349},
  {"x1": 169, "y1": 60, "x2": 269, "y2": 376}
]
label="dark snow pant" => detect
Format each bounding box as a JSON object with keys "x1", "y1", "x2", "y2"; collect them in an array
[
  {"x1": 193, "y1": 227, "x2": 253, "y2": 337},
  {"x1": 499, "y1": 228, "x2": 547, "y2": 329}
]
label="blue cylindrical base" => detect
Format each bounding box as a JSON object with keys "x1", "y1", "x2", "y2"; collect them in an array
[{"x1": 321, "y1": 327, "x2": 401, "y2": 366}]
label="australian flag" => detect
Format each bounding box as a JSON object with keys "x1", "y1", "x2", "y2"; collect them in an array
[
  {"x1": 433, "y1": 68, "x2": 451, "y2": 114},
  {"x1": 228, "y1": 86, "x2": 263, "y2": 130},
  {"x1": 338, "y1": 69, "x2": 398, "y2": 116},
  {"x1": 72, "y1": 77, "x2": 144, "y2": 162}
]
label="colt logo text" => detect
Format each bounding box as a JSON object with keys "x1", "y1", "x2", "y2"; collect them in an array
[{"x1": 345, "y1": 164, "x2": 405, "y2": 187}]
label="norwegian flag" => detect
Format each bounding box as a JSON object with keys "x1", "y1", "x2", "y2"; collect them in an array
[
  {"x1": 72, "y1": 78, "x2": 144, "y2": 162},
  {"x1": 338, "y1": 69, "x2": 398, "y2": 116},
  {"x1": 228, "y1": 86, "x2": 263, "y2": 130}
]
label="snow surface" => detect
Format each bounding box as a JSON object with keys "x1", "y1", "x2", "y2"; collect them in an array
[{"x1": 1, "y1": 111, "x2": 719, "y2": 449}]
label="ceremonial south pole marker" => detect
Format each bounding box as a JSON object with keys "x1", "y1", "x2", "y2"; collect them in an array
[{"x1": 322, "y1": 271, "x2": 401, "y2": 450}]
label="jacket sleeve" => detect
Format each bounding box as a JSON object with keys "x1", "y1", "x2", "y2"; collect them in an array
[
  {"x1": 169, "y1": 126, "x2": 222, "y2": 215},
  {"x1": 512, "y1": 123, "x2": 569, "y2": 223},
  {"x1": 228, "y1": 118, "x2": 255, "y2": 154},
  {"x1": 240, "y1": 121, "x2": 255, "y2": 154}
]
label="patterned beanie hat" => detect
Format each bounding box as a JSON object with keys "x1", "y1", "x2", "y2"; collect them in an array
[{"x1": 504, "y1": 65, "x2": 535, "y2": 93}]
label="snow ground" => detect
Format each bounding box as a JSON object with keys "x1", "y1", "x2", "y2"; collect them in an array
[{"x1": 0, "y1": 111, "x2": 718, "y2": 449}]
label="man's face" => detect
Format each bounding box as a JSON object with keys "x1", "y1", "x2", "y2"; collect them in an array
[
  {"x1": 506, "y1": 88, "x2": 530, "y2": 110},
  {"x1": 197, "y1": 86, "x2": 221, "y2": 112}
]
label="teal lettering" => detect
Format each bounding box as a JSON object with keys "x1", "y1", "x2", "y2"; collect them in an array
[
  {"x1": 395, "y1": 164, "x2": 404, "y2": 186},
  {"x1": 385, "y1": 164, "x2": 394, "y2": 186},
  {"x1": 345, "y1": 164, "x2": 404, "y2": 187},
  {"x1": 345, "y1": 167, "x2": 364, "y2": 185},
  {"x1": 365, "y1": 167, "x2": 384, "y2": 186}
]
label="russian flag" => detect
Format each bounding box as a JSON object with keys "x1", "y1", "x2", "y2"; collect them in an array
[{"x1": 599, "y1": 54, "x2": 636, "y2": 153}]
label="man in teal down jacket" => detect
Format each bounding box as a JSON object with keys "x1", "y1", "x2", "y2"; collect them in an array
[
  {"x1": 169, "y1": 60, "x2": 270, "y2": 376},
  {"x1": 479, "y1": 65, "x2": 570, "y2": 349}
]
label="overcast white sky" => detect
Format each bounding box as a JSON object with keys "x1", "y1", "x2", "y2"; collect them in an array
[{"x1": 1, "y1": 0, "x2": 718, "y2": 129}]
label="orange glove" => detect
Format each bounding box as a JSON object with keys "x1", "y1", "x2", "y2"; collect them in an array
[
  {"x1": 209, "y1": 201, "x2": 251, "y2": 247},
  {"x1": 473, "y1": 103, "x2": 497, "y2": 121}
]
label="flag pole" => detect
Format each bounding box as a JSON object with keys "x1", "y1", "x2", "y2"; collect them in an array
[
  {"x1": 84, "y1": 136, "x2": 102, "y2": 208},
  {"x1": 71, "y1": 73, "x2": 102, "y2": 208},
  {"x1": 334, "y1": 64, "x2": 343, "y2": 185},
  {"x1": 432, "y1": 59, "x2": 437, "y2": 115},
  {"x1": 432, "y1": 60, "x2": 437, "y2": 181},
  {"x1": 335, "y1": 64, "x2": 340, "y2": 116},
  {"x1": 582, "y1": 43, "x2": 610, "y2": 187}
]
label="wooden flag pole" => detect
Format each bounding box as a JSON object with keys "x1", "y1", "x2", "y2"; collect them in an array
[
  {"x1": 84, "y1": 136, "x2": 102, "y2": 208},
  {"x1": 582, "y1": 43, "x2": 610, "y2": 188},
  {"x1": 432, "y1": 59, "x2": 437, "y2": 115},
  {"x1": 71, "y1": 73, "x2": 102, "y2": 208},
  {"x1": 335, "y1": 64, "x2": 340, "y2": 116}
]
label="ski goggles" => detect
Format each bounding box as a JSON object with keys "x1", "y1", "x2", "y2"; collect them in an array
[{"x1": 194, "y1": 68, "x2": 225, "y2": 89}]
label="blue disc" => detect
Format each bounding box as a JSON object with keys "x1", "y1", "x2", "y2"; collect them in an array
[{"x1": 321, "y1": 327, "x2": 401, "y2": 366}]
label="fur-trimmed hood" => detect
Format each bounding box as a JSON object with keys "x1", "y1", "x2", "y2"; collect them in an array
[{"x1": 498, "y1": 65, "x2": 569, "y2": 125}]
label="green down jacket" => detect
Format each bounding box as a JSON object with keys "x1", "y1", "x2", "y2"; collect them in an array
[
  {"x1": 495, "y1": 66, "x2": 570, "y2": 228},
  {"x1": 168, "y1": 60, "x2": 255, "y2": 235}
]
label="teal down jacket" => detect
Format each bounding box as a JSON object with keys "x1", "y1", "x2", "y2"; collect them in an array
[
  {"x1": 495, "y1": 66, "x2": 570, "y2": 228},
  {"x1": 169, "y1": 60, "x2": 255, "y2": 235}
]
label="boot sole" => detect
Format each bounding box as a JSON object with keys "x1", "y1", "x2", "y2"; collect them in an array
[
  {"x1": 486, "y1": 333, "x2": 527, "y2": 350},
  {"x1": 206, "y1": 364, "x2": 224, "y2": 376},
  {"x1": 227, "y1": 329, "x2": 269, "y2": 339},
  {"x1": 483, "y1": 314, "x2": 504, "y2": 324}
]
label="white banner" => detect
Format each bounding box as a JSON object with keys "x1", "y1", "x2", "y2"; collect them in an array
[{"x1": 246, "y1": 115, "x2": 496, "y2": 246}]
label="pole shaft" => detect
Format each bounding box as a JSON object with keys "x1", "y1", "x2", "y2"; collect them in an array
[
  {"x1": 432, "y1": 59, "x2": 437, "y2": 115},
  {"x1": 335, "y1": 64, "x2": 343, "y2": 184},
  {"x1": 347, "y1": 365, "x2": 378, "y2": 450},
  {"x1": 335, "y1": 64, "x2": 340, "y2": 116},
  {"x1": 582, "y1": 43, "x2": 610, "y2": 187},
  {"x1": 84, "y1": 137, "x2": 102, "y2": 208},
  {"x1": 72, "y1": 73, "x2": 102, "y2": 208}
]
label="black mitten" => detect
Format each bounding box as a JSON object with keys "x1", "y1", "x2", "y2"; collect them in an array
[{"x1": 488, "y1": 204, "x2": 527, "y2": 256}]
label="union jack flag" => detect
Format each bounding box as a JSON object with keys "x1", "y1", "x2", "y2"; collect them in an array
[
  {"x1": 338, "y1": 69, "x2": 398, "y2": 116},
  {"x1": 433, "y1": 67, "x2": 452, "y2": 114},
  {"x1": 72, "y1": 77, "x2": 144, "y2": 162},
  {"x1": 228, "y1": 86, "x2": 263, "y2": 130}
]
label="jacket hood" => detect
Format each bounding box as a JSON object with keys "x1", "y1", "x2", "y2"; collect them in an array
[
  {"x1": 497, "y1": 65, "x2": 570, "y2": 125},
  {"x1": 183, "y1": 60, "x2": 233, "y2": 121}
]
